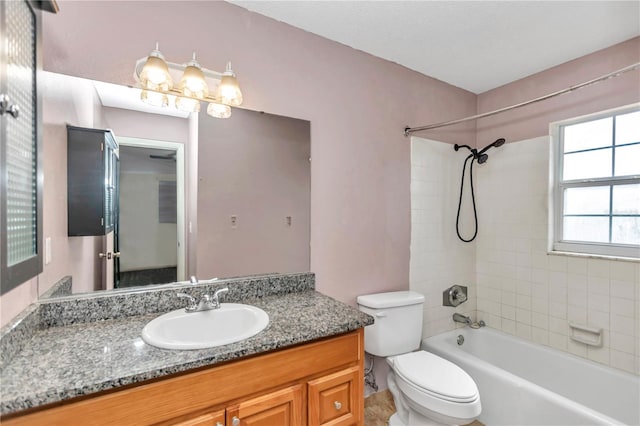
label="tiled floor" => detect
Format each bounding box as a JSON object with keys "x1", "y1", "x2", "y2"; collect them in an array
[
  {"x1": 118, "y1": 266, "x2": 177, "y2": 288},
  {"x1": 364, "y1": 390, "x2": 397, "y2": 426},
  {"x1": 364, "y1": 389, "x2": 484, "y2": 426}
]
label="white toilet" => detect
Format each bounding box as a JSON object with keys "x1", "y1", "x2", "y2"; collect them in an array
[{"x1": 357, "y1": 291, "x2": 481, "y2": 426}]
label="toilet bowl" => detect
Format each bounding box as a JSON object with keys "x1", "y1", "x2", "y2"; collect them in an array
[
  {"x1": 357, "y1": 291, "x2": 481, "y2": 426},
  {"x1": 387, "y1": 351, "x2": 481, "y2": 426}
]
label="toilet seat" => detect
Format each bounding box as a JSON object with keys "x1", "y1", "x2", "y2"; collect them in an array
[{"x1": 391, "y1": 351, "x2": 479, "y2": 403}]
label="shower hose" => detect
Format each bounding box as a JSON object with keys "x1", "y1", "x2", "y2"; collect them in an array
[{"x1": 456, "y1": 154, "x2": 478, "y2": 242}]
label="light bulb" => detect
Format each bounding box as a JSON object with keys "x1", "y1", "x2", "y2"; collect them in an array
[
  {"x1": 215, "y1": 62, "x2": 243, "y2": 106},
  {"x1": 207, "y1": 102, "x2": 231, "y2": 119},
  {"x1": 175, "y1": 96, "x2": 200, "y2": 113},
  {"x1": 178, "y1": 53, "x2": 208, "y2": 99},
  {"x1": 139, "y1": 43, "x2": 173, "y2": 91},
  {"x1": 141, "y1": 90, "x2": 169, "y2": 107}
]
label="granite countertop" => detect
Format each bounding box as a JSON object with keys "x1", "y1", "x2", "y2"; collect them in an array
[{"x1": 0, "y1": 290, "x2": 373, "y2": 416}]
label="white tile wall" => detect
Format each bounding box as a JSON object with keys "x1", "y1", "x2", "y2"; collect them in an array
[
  {"x1": 410, "y1": 136, "x2": 639, "y2": 376},
  {"x1": 474, "y1": 137, "x2": 640, "y2": 375},
  {"x1": 410, "y1": 137, "x2": 477, "y2": 338}
]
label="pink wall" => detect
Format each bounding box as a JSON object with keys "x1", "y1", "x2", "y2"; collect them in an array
[
  {"x1": 102, "y1": 107, "x2": 190, "y2": 144},
  {"x1": 34, "y1": 1, "x2": 476, "y2": 310},
  {"x1": 0, "y1": 278, "x2": 37, "y2": 327},
  {"x1": 2, "y1": 3, "x2": 637, "y2": 328},
  {"x1": 197, "y1": 108, "x2": 310, "y2": 278},
  {"x1": 476, "y1": 37, "x2": 640, "y2": 145},
  {"x1": 3, "y1": 2, "x2": 637, "y2": 328}
]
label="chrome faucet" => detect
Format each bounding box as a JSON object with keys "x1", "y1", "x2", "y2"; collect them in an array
[
  {"x1": 452, "y1": 313, "x2": 472, "y2": 325},
  {"x1": 176, "y1": 293, "x2": 199, "y2": 312},
  {"x1": 176, "y1": 287, "x2": 229, "y2": 313},
  {"x1": 188, "y1": 275, "x2": 219, "y2": 285},
  {"x1": 210, "y1": 288, "x2": 229, "y2": 309},
  {"x1": 452, "y1": 313, "x2": 486, "y2": 328}
]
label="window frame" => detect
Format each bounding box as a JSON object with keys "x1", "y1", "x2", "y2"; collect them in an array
[{"x1": 550, "y1": 103, "x2": 640, "y2": 260}]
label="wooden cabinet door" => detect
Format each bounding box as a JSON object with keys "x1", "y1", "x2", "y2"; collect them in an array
[
  {"x1": 226, "y1": 385, "x2": 303, "y2": 426},
  {"x1": 308, "y1": 366, "x2": 362, "y2": 426},
  {"x1": 169, "y1": 410, "x2": 225, "y2": 426}
]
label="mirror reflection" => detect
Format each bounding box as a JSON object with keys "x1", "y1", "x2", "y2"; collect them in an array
[{"x1": 42, "y1": 72, "x2": 311, "y2": 297}]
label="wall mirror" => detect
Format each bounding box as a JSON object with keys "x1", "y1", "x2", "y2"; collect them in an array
[{"x1": 41, "y1": 71, "x2": 311, "y2": 298}]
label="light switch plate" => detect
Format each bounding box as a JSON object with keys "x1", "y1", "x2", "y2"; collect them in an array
[{"x1": 45, "y1": 237, "x2": 52, "y2": 265}]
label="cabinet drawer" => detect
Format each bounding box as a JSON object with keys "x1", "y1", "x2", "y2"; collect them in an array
[
  {"x1": 226, "y1": 384, "x2": 303, "y2": 426},
  {"x1": 163, "y1": 410, "x2": 225, "y2": 426},
  {"x1": 308, "y1": 366, "x2": 361, "y2": 426}
]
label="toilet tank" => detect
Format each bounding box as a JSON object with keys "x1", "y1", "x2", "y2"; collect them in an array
[{"x1": 357, "y1": 291, "x2": 425, "y2": 357}]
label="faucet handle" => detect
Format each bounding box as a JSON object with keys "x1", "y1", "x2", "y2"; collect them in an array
[
  {"x1": 210, "y1": 287, "x2": 229, "y2": 308},
  {"x1": 213, "y1": 287, "x2": 229, "y2": 300},
  {"x1": 198, "y1": 294, "x2": 217, "y2": 310},
  {"x1": 177, "y1": 293, "x2": 198, "y2": 312}
]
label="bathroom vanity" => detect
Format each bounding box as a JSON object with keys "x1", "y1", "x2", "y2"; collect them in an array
[
  {"x1": 0, "y1": 274, "x2": 373, "y2": 426},
  {"x1": 3, "y1": 331, "x2": 363, "y2": 425}
]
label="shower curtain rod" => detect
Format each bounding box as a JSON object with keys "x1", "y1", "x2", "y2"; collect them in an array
[{"x1": 404, "y1": 62, "x2": 640, "y2": 136}]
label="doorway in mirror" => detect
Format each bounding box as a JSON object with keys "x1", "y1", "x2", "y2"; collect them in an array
[{"x1": 117, "y1": 139, "x2": 185, "y2": 288}]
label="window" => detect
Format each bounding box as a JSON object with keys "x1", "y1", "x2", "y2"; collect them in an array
[
  {"x1": 158, "y1": 180, "x2": 177, "y2": 224},
  {"x1": 551, "y1": 104, "x2": 640, "y2": 259}
]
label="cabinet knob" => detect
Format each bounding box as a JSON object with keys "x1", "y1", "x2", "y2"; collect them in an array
[
  {"x1": 232, "y1": 416, "x2": 240, "y2": 426},
  {"x1": 334, "y1": 401, "x2": 342, "y2": 410}
]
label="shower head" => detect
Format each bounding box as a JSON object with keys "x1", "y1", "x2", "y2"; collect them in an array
[
  {"x1": 455, "y1": 144, "x2": 478, "y2": 163},
  {"x1": 478, "y1": 138, "x2": 506, "y2": 156},
  {"x1": 455, "y1": 139, "x2": 504, "y2": 164}
]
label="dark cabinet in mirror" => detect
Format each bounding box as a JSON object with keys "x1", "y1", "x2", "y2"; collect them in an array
[{"x1": 67, "y1": 126, "x2": 119, "y2": 236}]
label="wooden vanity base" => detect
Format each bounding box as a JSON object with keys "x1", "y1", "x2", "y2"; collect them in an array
[{"x1": 2, "y1": 329, "x2": 364, "y2": 426}]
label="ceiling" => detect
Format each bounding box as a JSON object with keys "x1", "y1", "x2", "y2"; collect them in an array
[
  {"x1": 119, "y1": 146, "x2": 177, "y2": 175},
  {"x1": 230, "y1": 1, "x2": 640, "y2": 94}
]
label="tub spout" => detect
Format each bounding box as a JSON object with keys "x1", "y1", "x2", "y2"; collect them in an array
[{"x1": 453, "y1": 313, "x2": 472, "y2": 325}]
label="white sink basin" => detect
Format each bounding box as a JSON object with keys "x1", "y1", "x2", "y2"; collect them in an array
[{"x1": 141, "y1": 303, "x2": 269, "y2": 350}]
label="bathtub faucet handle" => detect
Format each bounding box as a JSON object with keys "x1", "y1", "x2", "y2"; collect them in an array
[{"x1": 443, "y1": 285, "x2": 468, "y2": 307}]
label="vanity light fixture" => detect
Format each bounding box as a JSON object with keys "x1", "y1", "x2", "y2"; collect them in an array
[
  {"x1": 175, "y1": 96, "x2": 201, "y2": 113},
  {"x1": 140, "y1": 90, "x2": 169, "y2": 108},
  {"x1": 178, "y1": 53, "x2": 208, "y2": 99},
  {"x1": 215, "y1": 62, "x2": 243, "y2": 106},
  {"x1": 207, "y1": 102, "x2": 231, "y2": 118},
  {"x1": 134, "y1": 42, "x2": 243, "y2": 119},
  {"x1": 139, "y1": 43, "x2": 173, "y2": 92}
]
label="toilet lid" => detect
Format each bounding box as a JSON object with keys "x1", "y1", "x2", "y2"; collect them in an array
[{"x1": 393, "y1": 351, "x2": 478, "y2": 403}]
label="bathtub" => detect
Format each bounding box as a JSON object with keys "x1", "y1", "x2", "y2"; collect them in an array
[{"x1": 422, "y1": 327, "x2": 639, "y2": 426}]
